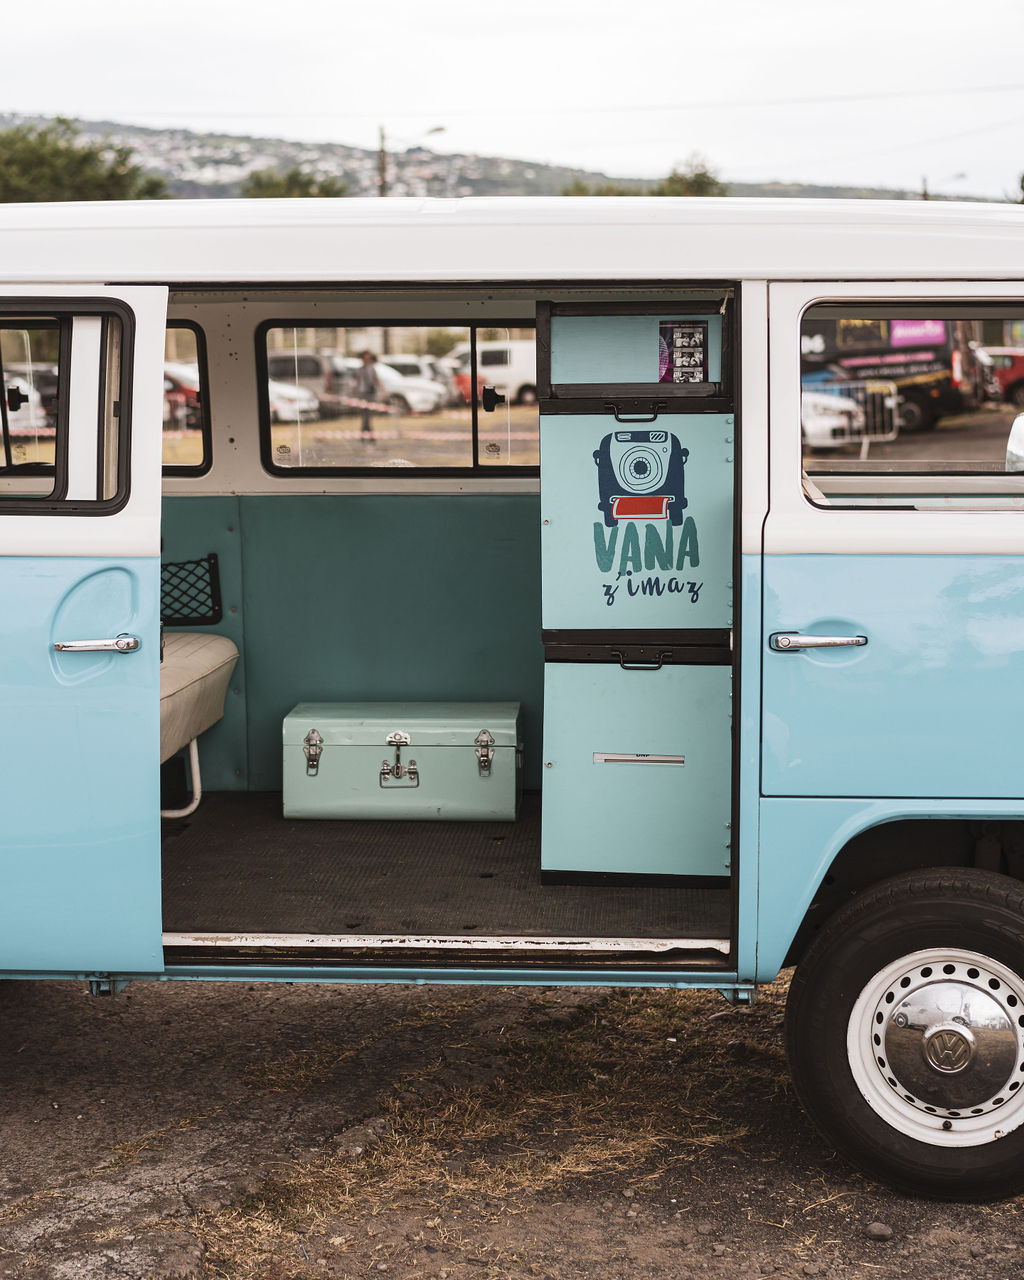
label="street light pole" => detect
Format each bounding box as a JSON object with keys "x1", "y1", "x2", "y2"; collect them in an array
[
  {"x1": 378, "y1": 126, "x2": 388, "y2": 197},
  {"x1": 378, "y1": 125, "x2": 445, "y2": 197}
]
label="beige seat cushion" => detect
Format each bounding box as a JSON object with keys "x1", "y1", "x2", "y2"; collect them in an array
[{"x1": 160, "y1": 631, "x2": 239, "y2": 763}]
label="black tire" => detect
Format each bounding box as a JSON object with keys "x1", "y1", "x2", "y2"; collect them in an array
[
  {"x1": 898, "y1": 397, "x2": 934, "y2": 432},
  {"x1": 1008, "y1": 382, "x2": 1024, "y2": 409},
  {"x1": 786, "y1": 868, "x2": 1024, "y2": 1201},
  {"x1": 515, "y1": 384, "x2": 538, "y2": 406},
  {"x1": 389, "y1": 394, "x2": 411, "y2": 415}
]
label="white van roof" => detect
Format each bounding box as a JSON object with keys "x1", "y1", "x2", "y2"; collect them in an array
[{"x1": 0, "y1": 197, "x2": 1020, "y2": 285}]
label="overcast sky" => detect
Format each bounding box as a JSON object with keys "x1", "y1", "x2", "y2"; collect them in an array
[{"x1": 3, "y1": 0, "x2": 1023, "y2": 199}]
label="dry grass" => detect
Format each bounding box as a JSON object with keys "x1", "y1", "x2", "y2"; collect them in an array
[{"x1": 195, "y1": 981, "x2": 792, "y2": 1278}]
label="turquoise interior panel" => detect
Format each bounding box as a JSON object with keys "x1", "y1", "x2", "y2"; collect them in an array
[
  {"x1": 161, "y1": 495, "x2": 543, "y2": 791},
  {"x1": 550, "y1": 314, "x2": 723, "y2": 384},
  {"x1": 541, "y1": 661, "x2": 732, "y2": 877},
  {"x1": 541, "y1": 414, "x2": 734, "y2": 631},
  {"x1": 160, "y1": 496, "x2": 248, "y2": 789}
]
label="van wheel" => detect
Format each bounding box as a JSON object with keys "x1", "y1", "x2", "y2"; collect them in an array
[
  {"x1": 1008, "y1": 382, "x2": 1024, "y2": 408},
  {"x1": 785, "y1": 868, "x2": 1024, "y2": 1200},
  {"x1": 515, "y1": 385, "x2": 538, "y2": 405},
  {"x1": 898, "y1": 398, "x2": 934, "y2": 432},
  {"x1": 389, "y1": 394, "x2": 411, "y2": 415}
]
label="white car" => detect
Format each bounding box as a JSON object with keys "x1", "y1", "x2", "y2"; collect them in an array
[
  {"x1": 336, "y1": 357, "x2": 443, "y2": 414},
  {"x1": 268, "y1": 379, "x2": 320, "y2": 423},
  {"x1": 801, "y1": 388, "x2": 866, "y2": 448}
]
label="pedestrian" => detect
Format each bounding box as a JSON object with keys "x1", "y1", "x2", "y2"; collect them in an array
[{"x1": 354, "y1": 350, "x2": 381, "y2": 441}]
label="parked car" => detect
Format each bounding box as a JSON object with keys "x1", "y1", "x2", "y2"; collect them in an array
[
  {"x1": 163, "y1": 362, "x2": 203, "y2": 430},
  {"x1": 800, "y1": 388, "x2": 866, "y2": 448},
  {"x1": 377, "y1": 354, "x2": 456, "y2": 405},
  {"x1": 448, "y1": 338, "x2": 537, "y2": 405},
  {"x1": 977, "y1": 347, "x2": 1024, "y2": 408},
  {"x1": 267, "y1": 379, "x2": 320, "y2": 423},
  {"x1": 266, "y1": 350, "x2": 347, "y2": 418},
  {"x1": 332, "y1": 356, "x2": 444, "y2": 414}
]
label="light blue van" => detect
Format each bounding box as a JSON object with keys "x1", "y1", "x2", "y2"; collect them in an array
[{"x1": 2, "y1": 196, "x2": 1024, "y2": 1199}]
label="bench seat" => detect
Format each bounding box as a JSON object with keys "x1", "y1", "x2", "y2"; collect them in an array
[{"x1": 160, "y1": 631, "x2": 239, "y2": 763}]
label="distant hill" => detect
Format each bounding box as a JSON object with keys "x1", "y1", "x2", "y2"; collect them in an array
[{"x1": 0, "y1": 114, "x2": 995, "y2": 202}]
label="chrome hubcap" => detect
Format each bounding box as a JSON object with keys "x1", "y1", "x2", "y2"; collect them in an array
[{"x1": 849, "y1": 949, "x2": 1024, "y2": 1146}]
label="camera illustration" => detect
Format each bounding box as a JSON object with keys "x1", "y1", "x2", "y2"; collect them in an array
[{"x1": 593, "y1": 430, "x2": 689, "y2": 527}]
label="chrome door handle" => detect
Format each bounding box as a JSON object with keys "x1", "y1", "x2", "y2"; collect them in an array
[
  {"x1": 53, "y1": 633, "x2": 141, "y2": 653},
  {"x1": 770, "y1": 632, "x2": 867, "y2": 652}
]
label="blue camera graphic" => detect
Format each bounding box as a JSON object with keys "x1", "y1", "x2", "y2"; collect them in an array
[{"x1": 593, "y1": 430, "x2": 689, "y2": 527}]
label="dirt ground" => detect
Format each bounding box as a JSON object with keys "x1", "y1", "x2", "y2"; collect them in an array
[{"x1": 1, "y1": 975, "x2": 1023, "y2": 1280}]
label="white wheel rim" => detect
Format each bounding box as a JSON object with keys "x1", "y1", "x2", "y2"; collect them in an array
[{"x1": 848, "y1": 948, "x2": 1024, "y2": 1147}]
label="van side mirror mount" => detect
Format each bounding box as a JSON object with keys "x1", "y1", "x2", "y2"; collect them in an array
[{"x1": 1006, "y1": 413, "x2": 1024, "y2": 472}]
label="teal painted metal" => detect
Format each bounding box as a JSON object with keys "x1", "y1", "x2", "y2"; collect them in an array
[
  {"x1": 737, "y1": 554, "x2": 762, "y2": 982},
  {"x1": 159, "y1": 496, "x2": 247, "y2": 790},
  {"x1": 540, "y1": 414, "x2": 734, "y2": 631},
  {"x1": 754, "y1": 796, "x2": 1024, "y2": 983},
  {"x1": 549, "y1": 313, "x2": 724, "y2": 384},
  {"x1": 0, "y1": 557, "x2": 163, "y2": 972},
  {"x1": 160, "y1": 495, "x2": 544, "y2": 791},
  {"x1": 283, "y1": 700, "x2": 521, "y2": 819},
  {"x1": 762, "y1": 554, "x2": 1024, "y2": 798},
  {"x1": 541, "y1": 662, "x2": 732, "y2": 876}
]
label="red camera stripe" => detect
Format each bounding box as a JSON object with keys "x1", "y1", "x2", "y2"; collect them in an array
[{"x1": 611, "y1": 495, "x2": 671, "y2": 520}]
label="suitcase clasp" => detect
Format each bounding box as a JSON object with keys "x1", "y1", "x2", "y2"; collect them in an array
[
  {"x1": 475, "y1": 729, "x2": 495, "y2": 777},
  {"x1": 303, "y1": 728, "x2": 324, "y2": 776},
  {"x1": 380, "y1": 731, "x2": 419, "y2": 788}
]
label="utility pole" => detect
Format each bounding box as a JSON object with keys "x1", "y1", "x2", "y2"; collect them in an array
[{"x1": 378, "y1": 126, "x2": 388, "y2": 197}]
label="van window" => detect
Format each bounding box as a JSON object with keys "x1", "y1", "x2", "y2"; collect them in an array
[
  {"x1": 0, "y1": 318, "x2": 61, "y2": 495},
  {"x1": 0, "y1": 303, "x2": 131, "y2": 512},
  {"x1": 162, "y1": 322, "x2": 211, "y2": 474},
  {"x1": 800, "y1": 301, "x2": 1024, "y2": 508},
  {"x1": 258, "y1": 323, "x2": 538, "y2": 474}
]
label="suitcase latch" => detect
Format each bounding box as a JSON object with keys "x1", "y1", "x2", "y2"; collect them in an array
[
  {"x1": 380, "y1": 731, "x2": 419, "y2": 788},
  {"x1": 475, "y1": 729, "x2": 495, "y2": 778},
  {"x1": 303, "y1": 728, "x2": 324, "y2": 776}
]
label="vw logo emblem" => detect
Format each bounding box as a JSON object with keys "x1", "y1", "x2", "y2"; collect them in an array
[{"x1": 922, "y1": 1023, "x2": 976, "y2": 1075}]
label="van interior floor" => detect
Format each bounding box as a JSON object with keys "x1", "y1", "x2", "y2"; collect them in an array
[{"x1": 160, "y1": 792, "x2": 731, "y2": 948}]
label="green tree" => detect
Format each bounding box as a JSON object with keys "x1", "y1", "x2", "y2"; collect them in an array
[
  {"x1": 561, "y1": 177, "x2": 644, "y2": 196},
  {"x1": 650, "y1": 154, "x2": 728, "y2": 197},
  {"x1": 0, "y1": 118, "x2": 168, "y2": 201},
  {"x1": 241, "y1": 167, "x2": 348, "y2": 198},
  {"x1": 562, "y1": 154, "x2": 728, "y2": 199}
]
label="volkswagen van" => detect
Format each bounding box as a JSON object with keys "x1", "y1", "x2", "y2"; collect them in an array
[{"x1": 2, "y1": 197, "x2": 1024, "y2": 1200}]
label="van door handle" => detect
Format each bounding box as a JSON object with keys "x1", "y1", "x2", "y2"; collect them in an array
[
  {"x1": 770, "y1": 633, "x2": 867, "y2": 652},
  {"x1": 53, "y1": 633, "x2": 141, "y2": 653}
]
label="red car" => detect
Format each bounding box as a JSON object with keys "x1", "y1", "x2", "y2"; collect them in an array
[{"x1": 979, "y1": 347, "x2": 1024, "y2": 408}]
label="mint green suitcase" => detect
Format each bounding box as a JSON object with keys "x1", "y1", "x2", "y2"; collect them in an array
[{"x1": 283, "y1": 701, "x2": 522, "y2": 820}]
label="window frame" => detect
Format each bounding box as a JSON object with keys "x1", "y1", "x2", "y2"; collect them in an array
[
  {"x1": 799, "y1": 297, "x2": 1024, "y2": 510},
  {"x1": 0, "y1": 297, "x2": 135, "y2": 517},
  {"x1": 255, "y1": 317, "x2": 539, "y2": 478},
  {"x1": 161, "y1": 320, "x2": 213, "y2": 478}
]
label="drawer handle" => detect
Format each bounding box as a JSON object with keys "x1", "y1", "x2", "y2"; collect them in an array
[
  {"x1": 605, "y1": 402, "x2": 666, "y2": 424},
  {"x1": 612, "y1": 650, "x2": 671, "y2": 671}
]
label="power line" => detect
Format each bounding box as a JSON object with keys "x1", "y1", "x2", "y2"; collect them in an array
[{"x1": 6, "y1": 81, "x2": 1024, "y2": 127}]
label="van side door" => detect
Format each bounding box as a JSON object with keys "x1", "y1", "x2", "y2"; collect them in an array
[{"x1": 0, "y1": 286, "x2": 167, "y2": 974}]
